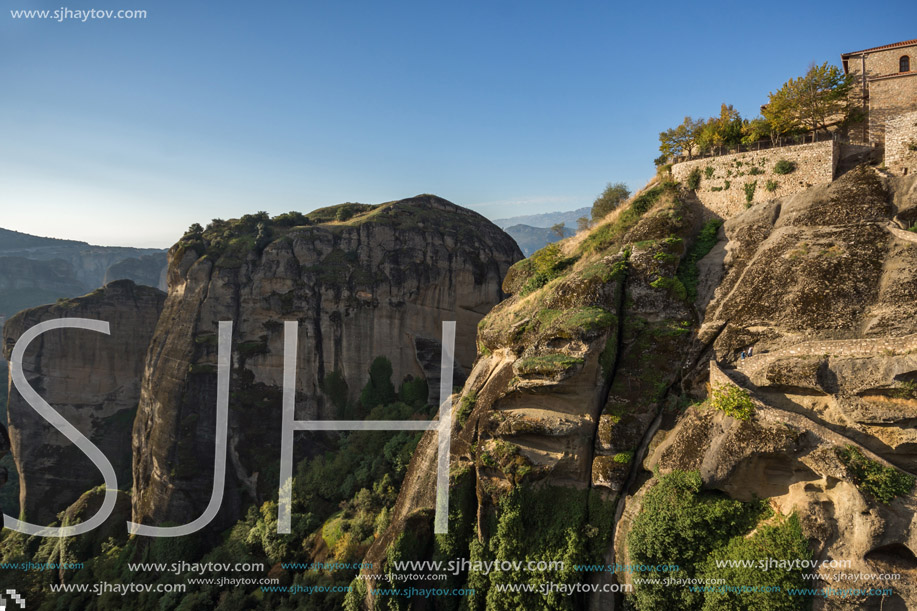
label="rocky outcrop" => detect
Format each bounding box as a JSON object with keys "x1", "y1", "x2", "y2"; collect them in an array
[
  {"x1": 130, "y1": 196, "x2": 521, "y2": 532},
  {"x1": 103, "y1": 252, "x2": 168, "y2": 291},
  {"x1": 366, "y1": 169, "x2": 917, "y2": 611},
  {"x1": 364, "y1": 180, "x2": 704, "y2": 607},
  {"x1": 615, "y1": 169, "x2": 917, "y2": 610},
  {"x1": 1, "y1": 280, "x2": 165, "y2": 524}
]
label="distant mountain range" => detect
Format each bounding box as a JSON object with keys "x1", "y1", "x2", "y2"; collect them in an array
[
  {"x1": 492, "y1": 206, "x2": 591, "y2": 229},
  {"x1": 0, "y1": 227, "x2": 168, "y2": 319},
  {"x1": 502, "y1": 224, "x2": 576, "y2": 256},
  {"x1": 492, "y1": 207, "x2": 589, "y2": 255}
]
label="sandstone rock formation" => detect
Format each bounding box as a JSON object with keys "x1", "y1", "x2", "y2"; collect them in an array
[
  {"x1": 130, "y1": 196, "x2": 522, "y2": 533},
  {"x1": 615, "y1": 168, "x2": 917, "y2": 610},
  {"x1": 1, "y1": 280, "x2": 165, "y2": 524},
  {"x1": 367, "y1": 168, "x2": 917, "y2": 611},
  {"x1": 365, "y1": 179, "x2": 702, "y2": 607}
]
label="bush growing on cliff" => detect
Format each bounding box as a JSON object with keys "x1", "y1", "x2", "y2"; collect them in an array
[
  {"x1": 686, "y1": 168, "x2": 702, "y2": 190},
  {"x1": 696, "y1": 514, "x2": 812, "y2": 611},
  {"x1": 591, "y1": 182, "x2": 631, "y2": 221},
  {"x1": 397, "y1": 375, "x2": 429, "y2": 408},
  {"x1": 628, "y1": 470, "x2": 772, "y2": 610},
  {"x1": 766, "y1": 179, "x2": 779, "y2": 193},
  {"x1": 709, "y1": 384, "x2": 754, "y2": 420},
  {"x1": 836, "y1": 445, "x2": 915, "y2": 503}
]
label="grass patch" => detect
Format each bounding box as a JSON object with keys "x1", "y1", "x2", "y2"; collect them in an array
[
  {"x1": 515, "y1": 243, "x2": 578, "y2": 296},
  {"x1": 579, "y1": 182, "x2": 676, "y2": 254},
  {"x1": 649, "y1": 276, "x2": 687, "y2": 301},
  {"x1": 455, "y1": 392, "x2": 476, "y2": 428},
  {"x1": 675, "y1": 217, "x2": 723, "y2": 303},
  {"x1": 515, "y1": 354, "x2": 584, "y2": 376}
]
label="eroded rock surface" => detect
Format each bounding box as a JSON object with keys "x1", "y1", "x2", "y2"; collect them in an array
[
  {"x1": 1, "y1": 280, "x2": 165, "y2": 524},
  {"x1": 130, "y1": 196, "x2": 521, "y2": 532}
]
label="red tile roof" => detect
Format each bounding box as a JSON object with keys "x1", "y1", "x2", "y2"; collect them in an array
[{"x1": 842, "y1": 39, "x2": 917, "y2": 58}]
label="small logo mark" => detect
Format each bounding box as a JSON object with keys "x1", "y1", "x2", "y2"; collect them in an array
[{"x1": 1, "y1": 588, "x2": 25, "y2": 610}]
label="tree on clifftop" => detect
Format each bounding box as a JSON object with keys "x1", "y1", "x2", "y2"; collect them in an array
[
  {"x1": 659, "y1": 116, "x2": 703, "y2": 161},
  {"x1": 763, "y1": 62, "x2": 856, "y2": 142},
  {"x1": 591, "y1": 182, "x2": 631, "y2": 221}
]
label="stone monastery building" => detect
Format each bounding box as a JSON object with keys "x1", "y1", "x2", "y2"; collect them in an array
[{"x1": 841, "y1": 38, "x2": 917, "y2": 144}]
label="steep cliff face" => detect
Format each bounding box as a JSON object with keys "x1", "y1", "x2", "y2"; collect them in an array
[
  {"x1": 1, "y1": 280, "x2": 165, "y2": 524},
  {"x1": 615, "y1": 168, "x2": 917, "y2": 611},
  {"x1": 130, "y1": 196, "x2": 522, "y2": 532},
  {"x1": 365, "y1": 180, "x2": 702, "y2": 608},
  {"x1": 368, "y1": 168, "x2": 917, "y2": 611}
]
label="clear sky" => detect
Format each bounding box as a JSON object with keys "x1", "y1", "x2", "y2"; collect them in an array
[{"x1": 1, "y1": 0, "x2": 914, "y2": 247}]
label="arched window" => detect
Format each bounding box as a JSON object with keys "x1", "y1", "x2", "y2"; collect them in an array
[{"x1": 901, "y1": 55, "x2": 911, "y2": 73}]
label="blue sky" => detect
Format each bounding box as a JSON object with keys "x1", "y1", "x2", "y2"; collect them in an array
[{"x1": 1, "y1": 0, "x2": 913, "y2": 247}]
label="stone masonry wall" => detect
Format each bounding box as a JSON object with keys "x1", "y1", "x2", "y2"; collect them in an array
[
  {"x1": 886, "y1": 110, "x2": 917, "y2": 176},
  {"x1": 867, "y1": 75, "x2": 917, "y2": 144},
  {"x1": 671, "y1": 141, "x2": 836, "y2": 218}
]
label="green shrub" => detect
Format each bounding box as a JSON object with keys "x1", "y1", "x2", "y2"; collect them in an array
[
  {"x1": 836, "y1": 445, "x2": 915, "y2": 503},
  {"x1": 628, "y1": 470, "x2": 771, "y2": 610},
  {"x1": 613, "y1": 451, "x2": 634, "y2": 464},
  {"x1": 398, "y1": 376, "x2": 429, "y2": 407},
  {"x1": 704, "y1": 166, "x2": 714, "y2": 178},
  {"x1": 697, "y1": 514, "x2": 811, "y2": 611},
  {"x1": 748, "y1": 166, "x2": 764, "y2": 176},
  {"x1": 455, "y1": 391, "x2": 477, "y2": 428},
  {"x1": 591, "y1": 182, "x2": 631, "y2": 221},
  {"x1": 774, "y1": 159, "x2": 796, "y2": 175},
  {"x1": 744, "y1": 181, "x2": 757, "y2": 205},
  {"x1": 708, "y1": 384, "x2": 754, "y2": 420},
  {"x1": 649, "y1": 276, "x2": 687, "y2": 301},
  {"x1": 765, "y1": 179, "x2": 778, "y2": 193},
  {"x1": 686, "y1": 168, "x2": 702, "y2": 190},
  {"x1": 579, "y1": 183, "x2": 676, "y2": 254}
]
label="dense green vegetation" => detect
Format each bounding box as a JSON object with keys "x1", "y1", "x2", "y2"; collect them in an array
[
  {"x1": 0, "y1": 357, "x2": 431, "y2": 611},
  {"x1": 836, "y1": 445, "x2": 915, "y2": 503},
  {"x1": 676, "y1": 218, "x2": 723, "y2": 302},
  {"x1": 628, "y1": 470, "x2": 809, "y2": 610},
  {"x1": 708, "y1": 384, "x2": 755, "y2": 420}
]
